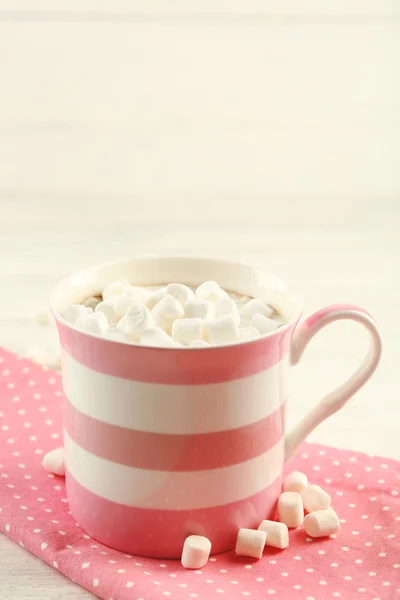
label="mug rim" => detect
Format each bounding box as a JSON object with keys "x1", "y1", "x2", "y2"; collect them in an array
[{"x1": 50, "y1": 255, "x2": 303, "y2": 349}]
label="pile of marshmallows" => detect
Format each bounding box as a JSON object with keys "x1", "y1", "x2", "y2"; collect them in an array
[
  {"x1": 61, "y1": 280, "x2": 284, "y2": 347},
  {"x1": 182, "y1": 471, "x2": 340, "y2": 569}
]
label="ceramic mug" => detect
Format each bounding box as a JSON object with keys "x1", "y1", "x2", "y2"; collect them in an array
[{"x1": 50, "y1": 257, "x2": 382, "y2": 558}]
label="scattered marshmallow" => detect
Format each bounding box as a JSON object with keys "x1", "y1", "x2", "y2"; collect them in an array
[
  {"x1": 283, "y1": 471, "x2": 308, "y2": 494},
  {"x1": 146, "y1": 287, "x2": 167, "y2": 310},
  {"x1": 215, "y1": 296, "x2": 240, "y2": 325},
  {"x1": 184, "y1": 299, "x2": 215, "y2": 321},
  {"x1": 61, "y1": 304, "x2": 88, "y2": 325},
  {"x1": 196, "y1": 281, "x2": 227, "y2": 303},
  {"x1": 301, "y1": 484, "x2": 331, "y2": 513},
  {"x1": 181, "y1": 535, "x2": 212, "y2": 569},
  {"x1": 239, "y1": 326, "x2": 261, "y2": 342},
  {"x1": 257, "y1": 520, "x2": 289, "y2": 549},
  {"x1": 95, "y1": 300, "x2": 118, "y2": 325},
  {"x1": 303, "y1": 509, "x2": 340, "y2": 538},
  {"x1": 122, "y1": 303, "x2": 153, "y2": 341},
  {"x1": 239, "y1": 299, "x2": 274, "y2": 323},
  {"x1": 42, "y1": 448, "x2": 65, "y2": 477},
  {"x1": 25, "y1": 344, "x2": 60, "y2": 370},
  {"x1": 251, "y1": 313, "x2": 281, "y2": 335},
  {"x1": 140, "y1": 327, "x2": 181, "y2": 348},
  {"x1": 235, "y1": 528, "x2": 266, "y2": 559},
  {"x1": 25, "y1": 346, "x2": 53, "y2": 366},
  {"x1": 189, "y1": 340, "x2": 210, "y2": 348},
  {"x1": 172, "y1": 318, "x2": 205, "y2": 345},
  {"x1": 103, "y1": 327, "x2": 128, "y2": 342},
  {"x1": 35, "y1": 309, "x2": 53, "y2": 325},
  {"x1": 151, "y1": 295, "x2": 184, "y2": 334},
  {"x1": 206, "y1": 314, "x2": 240, "y2": 345},
  {"x1": 278, "y1": 492, "x2": 304, "y2": 528},
  {"x1": 82, "y1": 296, "x2": 101, "y2": 311},
  {"x1": 102, "y1": 280, "x2": 129, "y2": 301},
  {"x1": 166, "y1": 283, "x2": 195, "y2": 307}
]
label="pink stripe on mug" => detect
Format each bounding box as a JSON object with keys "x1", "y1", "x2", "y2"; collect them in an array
[
  {"x1": 51, "y1": 257, "x2": 382, "y2": 558},
  {"x1": 63, "y1": 396, "x2": 286, "y2": 471},
  {"x1": 67, "y1": 472, "x2": 283, "y2": 558},
  {"x1": 57, "y1": 323, "x2": 293, "y2": 384}
]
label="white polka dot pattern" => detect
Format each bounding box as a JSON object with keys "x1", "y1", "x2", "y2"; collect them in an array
[{"x1": 0, "y1": 349, "x2": 399, "y2": 599}]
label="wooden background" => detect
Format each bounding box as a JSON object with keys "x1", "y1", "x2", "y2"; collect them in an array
[{"x1": 0, "y1": 1, "x2": 399, "y2": 597}]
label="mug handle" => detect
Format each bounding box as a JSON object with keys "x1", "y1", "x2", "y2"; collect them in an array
[{"x1": 284, "y1": 304, "x2": 383, "y2": 460}]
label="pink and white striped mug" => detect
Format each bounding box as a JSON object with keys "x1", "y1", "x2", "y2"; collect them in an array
[{"x1": 50, "y1": 257, "x2": 382, "y2": 558}]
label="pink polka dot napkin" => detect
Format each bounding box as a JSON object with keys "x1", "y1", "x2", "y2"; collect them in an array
[{"x1": 0, "y1": 348, "x2": 399, "y2": 600}]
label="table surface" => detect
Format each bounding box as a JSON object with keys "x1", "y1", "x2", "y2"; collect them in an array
[{"x1": 0, "y1": 1, "x2": 399, "y2": 598}]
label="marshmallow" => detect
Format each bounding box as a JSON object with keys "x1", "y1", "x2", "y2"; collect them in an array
[
  {"x1": 82, "y1": 296, "x2": 101, "y2": 311},
  {"x1": 301, "y1": 485, "x2": 331, "y2": 513},
  {"x1": 61, "y1": 304, "x2": 88, "y2": 324},
  {"x1": 146, "y1": 287, "x2": 167, "y2": 310},
  {"x1": 257, "y1": 520, "x2": 289, "y2": 549},
  {"x1": 206, "y1": 314, "x2": 240, "y2": 345},
  {"x1": 35, "y1": 309, "x2": 52, "y2": 325},
  {"x1": 215, "y1": 296, "x2": 240, "y2": 325},
  {"x1": 283, "y1": 471, "x2": 308, "y2": 494},
  {"x1": 130, "y1": 286, "x2": 150, "y2": 304},
  {"x1": 42, "y1": 447, "x2": 65, "y2": 477},
  {"x1": 172, "y1": 318, "x2": 205, "y2": 345},
  {"x1": 114, "y1": 287, "x2": 149, "y2": 319},
  {"x1": 151, "y1": 295, "x2": 184, "y2": 334},
  {"x1": 82, "y1": 312, "x2": 109, "y2": 336},
  {"x1": 278, "y1": 492, "x2": 304, "y2": 528},
  {"x1": 25, "y1": 345, "x2": 53, "y2": 366},
  {"x1": 74, "y1": 314, "x2": 88, "y2": 331},
  {"x1": 140, "y1": 327, "x2": 181, "y2": 348},
  {"x1": 88, "y1": 312, "x2": 110, "y2": 335},
  {"x1": 250, "y1": 313, "x2": 281, "y2": 335},
  {"x1": 189, "y1": 340, "x2": 210, "y2": 348},
  {"x1": 122, "y1": 302, "x2": 154, "y2": 341},
  {"x1": 239, "y1": 326, "x2": 261, "y2": 342},
  {"x1": 303, "y1": 509, "x2": 340, "y2": 538},
  {"x1": 102, "y1": 280, "x2": 129, "y2": 301},
  {"x1": 239, "y1": 299, "x2": 274, "y2": 323},
  {"x1": 184, "y1": 299, "x2": 215, "y2": 321},
  {"x1": 104, "y1": 327, "x2": 128, "y2": 342},
  {"x1": 166, "y1": 283, "x2": 195, "y2": 307},
  {"x1": 235, "y1": 529, "x2": 266, "y2": 559},
  {"x1": 181, "y1": 535, "x2": 212, "y2": 569},
  {"x1": 27, "y1": 346, "x2": 61, "y2": 370},
  {"x1": 196, "y1": 281, "x2": 227, "y2": 303},
  {"x1": 95, "y1": 300, "x2": 118, "y2": 325}
]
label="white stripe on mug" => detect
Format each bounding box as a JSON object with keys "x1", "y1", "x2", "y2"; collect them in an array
[
  {"x1": 64, "y1": 431, "x2": 284, "y2": 510},
  {"x1": 62, "y1": 351, "x2": 288, "y2": 434}
]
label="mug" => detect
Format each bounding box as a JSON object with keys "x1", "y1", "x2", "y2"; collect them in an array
[{"x1": 50, "y1": 257, "x2": 382, "y2": 558}]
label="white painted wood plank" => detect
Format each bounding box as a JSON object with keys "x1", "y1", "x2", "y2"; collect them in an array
[
  {"x1": 1, "y1": 0, "x2": 399, "y2": 16},
  {"x1": 0, "y1": 22, "x2": 398, "y2": 198}
]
